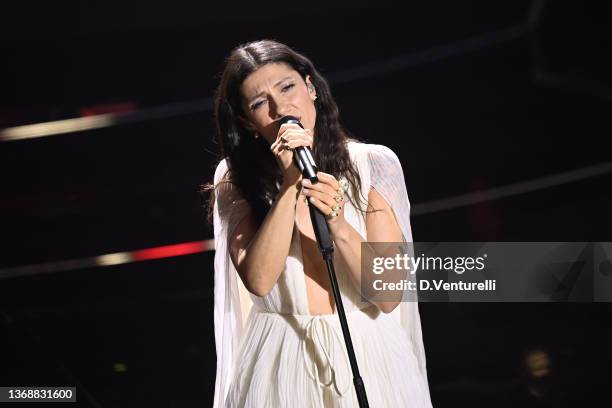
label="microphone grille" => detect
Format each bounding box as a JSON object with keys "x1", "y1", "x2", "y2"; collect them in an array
[{"x1": 279, "y1": 115, "x2": 303, "y2": 128}]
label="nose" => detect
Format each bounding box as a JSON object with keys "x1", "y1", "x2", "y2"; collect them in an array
[
  {"x1": 269, "y1": 95, "x2": 294, "y2": 121},
  {"x1": 273, "y1": 107, "x2": 293, "y2": 121}
]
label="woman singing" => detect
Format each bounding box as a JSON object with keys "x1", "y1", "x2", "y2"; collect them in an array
[{"x1": 208, "y1": 39, "x2": 432, "y2": 407}]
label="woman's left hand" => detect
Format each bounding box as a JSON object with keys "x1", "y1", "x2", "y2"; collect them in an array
[{"x1": 300, "y1": 171, "x2": 348, "y2": 231}]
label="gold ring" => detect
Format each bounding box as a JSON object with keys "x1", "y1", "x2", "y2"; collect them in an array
[{"x1": 339, "y1": 179, "x2": 349, "y2": 192}]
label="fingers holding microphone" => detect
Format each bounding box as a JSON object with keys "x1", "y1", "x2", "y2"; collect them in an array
[
  {"x1": 300, "y1": 171, "x2": 349, "y2": 224},
  {"x1": 277, "y1": 123, "x2": 313, "y2": 152},
  {"x1": 271, "y1": 122, "x2": 313, "y2": 188}
]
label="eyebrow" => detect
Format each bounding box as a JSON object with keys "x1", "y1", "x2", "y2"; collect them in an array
[{"x1": 248, "y1": 76, "x2": 294, "y2": 103}]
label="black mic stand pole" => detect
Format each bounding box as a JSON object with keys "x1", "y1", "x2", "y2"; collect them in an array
[
  {"x1": 306, "y1": 196, "x2": 370, "y2": 408},
  {"x1": 282, "y1": 116, "x2": 369, "y2": 407}
]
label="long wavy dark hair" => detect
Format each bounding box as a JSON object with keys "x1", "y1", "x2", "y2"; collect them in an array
[{"x1": 205, "y1": 39, "x2": 367, "y2": 225}]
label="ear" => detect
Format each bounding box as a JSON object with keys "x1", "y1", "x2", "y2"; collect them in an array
[{"x1": 305, "y1": 75, "x2": 317, "y2": 100}]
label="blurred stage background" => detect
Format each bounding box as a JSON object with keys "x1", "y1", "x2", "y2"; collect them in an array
[{"x1": 1, "y1": 1, "x2": 611, "y2": 407}]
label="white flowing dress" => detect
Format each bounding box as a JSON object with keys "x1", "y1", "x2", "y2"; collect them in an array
[{"x1": 212, "y1": 141, "x2": 433, "y2": 407}]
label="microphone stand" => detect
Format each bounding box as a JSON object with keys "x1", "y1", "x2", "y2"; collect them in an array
[
  {"x1": 305, "y1": 177, "x2": 370, "y2": 408},
  {"x1": 280, "y1": 115, "x2": 368, "y2": 406}
]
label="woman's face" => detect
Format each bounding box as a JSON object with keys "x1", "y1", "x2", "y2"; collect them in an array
[{"x1": 240, "y1": 62, "x2": 317, "y2": 145}]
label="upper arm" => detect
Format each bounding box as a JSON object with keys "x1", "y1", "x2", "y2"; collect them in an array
[
  {"x1": 228, "y1": 211, "x2": 257, "y2": 274},
  {"x1": 365, "y1": 187, "x2": 404, "y2": 243},
  {"x1": 365, "y1": 187, "x2": 406, "y2": 313},
  {"x1": 363, "y1": 143, "x2": 411, "y2": 245},
  {"x1": 213, "y1": 169, "x2": 257, "y2": 275}
]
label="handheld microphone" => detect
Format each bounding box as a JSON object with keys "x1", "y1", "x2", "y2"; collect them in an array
[
  {"x1": 279, "y1": 115, "x2": 333, "y2": 252},
  {"x1": 278, "y1": 115, "x2": 318, "y2": 183}
]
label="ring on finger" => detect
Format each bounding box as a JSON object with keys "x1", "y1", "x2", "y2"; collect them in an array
[
  {"x1": 339, "y1": 179, "x2": 349, "y2": 192},
  {"x1": 328, "y1": 209, "x2": 339, "y2": 218},
  {"x1": 334, "y1": 195, "x2": 343, "y2": 203},
  {"x1": 332, "y1": 204, "x2": 342, "y2": 212}
]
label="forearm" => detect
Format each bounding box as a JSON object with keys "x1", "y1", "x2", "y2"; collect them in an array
[
  {"x1": 331, "y1": 223, "x2": 404, "y2": 313},
  {"x1": 240, "y1": 184, "x2": 299, "y2": 296}
]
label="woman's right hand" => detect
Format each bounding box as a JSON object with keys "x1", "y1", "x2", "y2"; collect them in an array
[{"x1": 270, "y1": 122, "x2": 313, "y2": 190}]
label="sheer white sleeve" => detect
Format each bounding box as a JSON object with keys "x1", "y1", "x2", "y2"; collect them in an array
[
  {"x1": 364, "y1": 144, "x2": 430, "y2": 394},
  {"x1": 212, "y1": 159, "x2": 254, "y2": 407}
]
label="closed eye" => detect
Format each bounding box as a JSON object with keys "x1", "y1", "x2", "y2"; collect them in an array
[
  {"x1": 250, "y1": 83, "x2": 295, "y2": 110},
  {"x1": 282, "y1": 83, "x2": 295, "y2": 92},
  {"x1": 251, "y1": 100, "x2": 264, "y2": 110}
]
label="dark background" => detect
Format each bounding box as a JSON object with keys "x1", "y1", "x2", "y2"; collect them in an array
[{"x1": 1, "y1": 1, "x2": 611, "y2": 407}]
